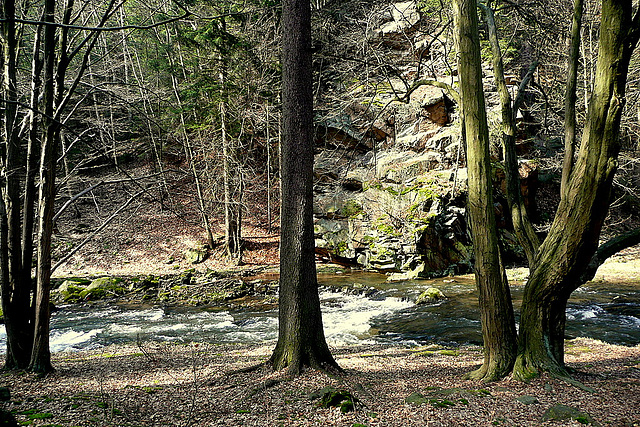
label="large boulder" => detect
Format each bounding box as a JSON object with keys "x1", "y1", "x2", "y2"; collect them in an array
[
  {"x1": 377, "y1": 1, "x2": 421, "y2": 48},
  {"x1": 55, "y1": 278, "x2": 91, "y2": 302},
  {"x1": 314, "y1": 168, "x2": 473, "y2": 276},
  {"x1": 79, "y1": 277, "x2": 126, "y2": 300}
]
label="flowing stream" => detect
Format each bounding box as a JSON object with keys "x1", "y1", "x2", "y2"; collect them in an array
[{"x1": 1, "y1": 272, "x2": 638, "y2": 353}]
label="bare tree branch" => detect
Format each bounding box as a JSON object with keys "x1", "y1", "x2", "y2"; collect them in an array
[
  {"x1": 52, "y1": 189, "x2": 145, "y2": 273},
  {"x1": 580, "y1": 228, "x2": 640, "y2": 284}
]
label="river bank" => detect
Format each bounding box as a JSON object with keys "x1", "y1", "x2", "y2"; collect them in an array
[{"x1": 1, "y1": 338, "x2": 639, "y2": 426}]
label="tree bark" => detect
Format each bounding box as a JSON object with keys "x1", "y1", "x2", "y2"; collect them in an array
[
  {"x1": 514, "y1": 0, "x2": 640, "y2": 380},
  {"x1": 453, "y1": 0, "x2": 517, "y2": 381},
  {"x1": 269, "y1": 0, "x2": 339, "y2": 375},
  {"x1": 28, "y1": 0, "x2": 59, "y2": 374},
  {"x1": 560, "y1": 0, "x2": 584, "y2": 196},
  {"x1": 21, "y1": 27, "x2": 43, "y2": 283},
  {"x1": 482, "y1": 3, "x2": 540, "y2": 267},
  {"x1": 1, "y1": 0, "x2": 34, "y2": 370}
]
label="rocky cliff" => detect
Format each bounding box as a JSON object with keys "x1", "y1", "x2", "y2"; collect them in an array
[{"x1": 312, "y1": 0, "x2": 535, "y2": 278}]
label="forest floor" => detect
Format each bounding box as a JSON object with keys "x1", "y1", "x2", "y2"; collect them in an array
[{"x1": 1, "y1": 338, "x2": 638, "y2": 426}]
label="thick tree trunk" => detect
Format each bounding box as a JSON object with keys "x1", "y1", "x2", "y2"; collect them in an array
[
  {"x1": 514, "y1": 273, "x2": 571, "y2": 379},
  {"x1": 270, "y1": 0, "x2": 338, "y2": 374},
  {"x1": 453, "y1": 0, "x2": 517, "y2": 381},
  {"x1": 514, "y1": 0, "x2": 640, "y2": 380}
]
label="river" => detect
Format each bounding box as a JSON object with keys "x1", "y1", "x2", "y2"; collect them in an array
[{"x1": 1, "y1": 272, "x2": 638, "y2": 353}]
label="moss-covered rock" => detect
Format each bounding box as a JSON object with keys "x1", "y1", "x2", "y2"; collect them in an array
[
  {"x1": 79, "y1": 277, "x2": 125, "y2": 300},
  {"x1": 542, "y1": 404, "x2": 599, "y2": 426},
  {"x1": 387, "y1": 263, "x2": 425, "y2": 282},
  {"x1": 516, "y1": 395, "x2": 539, "y2": 405},
  {"x1": 56, "y1": 278, "x2": 91, "y2": 302},
  {"x1": 405, "y1": 392, "x2": 429, "y2": 405},
  {"x1": 415, "y1": 287, "x2": 446, "y2": 304},
  {"x1": 311, "y1": 386, "x2": 358, "y2": 413},
  {"x1": 407, "y1": 387, "x2": 491, "y2": 409}
]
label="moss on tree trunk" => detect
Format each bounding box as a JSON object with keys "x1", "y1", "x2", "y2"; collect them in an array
[
  {"x1": 514, "y1": 0, "x2": 639, "y2": 381},
  {"x1": 453, "y1": 0, "x2": 517, "y2": 381}
]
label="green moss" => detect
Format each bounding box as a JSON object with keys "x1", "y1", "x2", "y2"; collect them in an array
[
  {"x1": 373, "y1": 217, "x2": 401, "y2": 238},
  {"x1": 342, "y1": 199, "x2": 363, "y2": 218},
  {"x1": 575, "y1": 415, "x2": 590, "y2": 424},
  {"x1": 361, "y1": 235, "x2": 376, "y2": 245},
  {"x1": 57, "y1": 282, "x2": 86, "y2": 302},
  {"x1": 96, "y1": 401, "x2": 122, "y2": 415},
  {"x1": 405, "y1": 392, "x2": 428, "y2": 405},
  {"x1": 363, "y1": 181, "x2": 383, "y2": 192},
  {"x1": 315, "y1": 387, "x2": 357, "y2": 413},
  {"x1": 407, "y1": 202, "x2": 421, "y2": 215},
  {"x1": 78, "y1": 277, "x2": 125, "y2": 300},
  {"x1": 428, "y1": 398, "x2": 456, "y2": 408},
  {"x1": 20, "y1": 410, "x2": 53, "y2": 421},
  {"x1": 332, "y1": 241, "x2": 349, "y2": 256},
  {"x1": 141, "y1": 386, "x2": 163, "y2": 394}
]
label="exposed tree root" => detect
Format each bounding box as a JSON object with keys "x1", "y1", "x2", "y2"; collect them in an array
[
  {"x1": 465, "y1": 362, "x2": 510, "y2": 382},
  {"x1": 513, "y1": 355, "x2": 595, "y2": 392}
]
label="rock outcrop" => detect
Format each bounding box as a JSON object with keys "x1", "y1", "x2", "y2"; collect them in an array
[{"x1": 312, "y1": 1, "x2": 537, "y2": 277}]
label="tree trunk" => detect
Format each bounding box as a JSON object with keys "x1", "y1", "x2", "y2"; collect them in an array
[
  {"x1": 28, "y1": 0, "x2": 59, "y2": 374},
  {"x1": 269, "y1": 0, "x2": 339, "y2": 375},
  {"x1": 21, "y1": 26, "x2": 43, "y2": 280},
  {"x1": 560, "y1": 0, "x2": 584, "y2": 196},
  {"x1": 221, "y1": 96, "x2": 237, "y2": 257},
  {"x1": 514, "y1": 0, "x2": 640, "y2": 380},
  {"x1": 482, "y1": 3, "x2": 540, "y2": 267},
  {"x1": 453, "y1": 0, "x2": 517, "y2": 381},
  {"x1": 1, "y1": 0, "x2": 34, "y2": 370}
]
